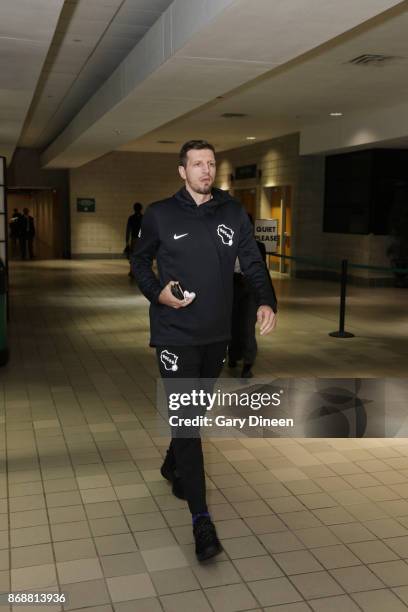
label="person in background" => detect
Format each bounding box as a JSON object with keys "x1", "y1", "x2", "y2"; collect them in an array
[
  {"x1": 125, "y1": 202, "x2": 143, "y2": 276},
  {"x1": 228, "y1": 213, "x2": 275, "y2": 378},
  {"x1": 19, "y1": 207, "x2": 35, "y2": 260},
  {"x1": 9, "y1": 208, "x2": 22, "y2": 256}
]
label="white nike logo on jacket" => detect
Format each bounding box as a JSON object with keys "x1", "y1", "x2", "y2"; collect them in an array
[{"x1": 173, "y1": 233, "x2": 188, "y2": 240}]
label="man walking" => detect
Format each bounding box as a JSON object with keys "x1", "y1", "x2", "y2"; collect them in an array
[
  {"x1": 19, "y1": 207, "x2": 35, "y2": 260},
  {"x1": 132, "y1": 140, "x2": 277, "y2": 561},
  {"x1": 125, "y1": 202, "x2": 143, "y2": 277}
]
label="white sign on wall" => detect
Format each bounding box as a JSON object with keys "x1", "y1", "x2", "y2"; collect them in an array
[{"x1": 255, "y1": 218, "x2": 279, "y2": 253}]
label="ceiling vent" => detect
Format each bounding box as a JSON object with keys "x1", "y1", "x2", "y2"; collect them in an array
[
  {"x1": 220, "y1": 112, "x2": 248, "y2": 118},
  {"x1": 349, "y1": 54, "x2": 400, "y2": 65}
]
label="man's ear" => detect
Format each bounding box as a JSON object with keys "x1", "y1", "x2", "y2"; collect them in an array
[{"x1": 178, "y1": 165, "x2": 186, "y2": 181}]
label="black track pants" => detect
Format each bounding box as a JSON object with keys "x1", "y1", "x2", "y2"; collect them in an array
[{"x1": 156, "y1": 341, "x2": 227, "y2": 515}]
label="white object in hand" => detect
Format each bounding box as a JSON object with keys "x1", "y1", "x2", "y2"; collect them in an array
[{"x1": 183, "y1": 290, "x2": 196, "y2": 301}]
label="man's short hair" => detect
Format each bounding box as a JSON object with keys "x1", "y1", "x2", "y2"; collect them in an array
[{"x1": 178, "y1": 140, "x2": 215, "y2": 168}]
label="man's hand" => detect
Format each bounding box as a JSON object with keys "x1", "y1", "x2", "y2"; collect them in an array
[
  {"x1": 257, "y1": 305, "x2": 277, "y2": 335},
  {"x1": 158, "y1": 281, "x2": 195, "y2": 309}
]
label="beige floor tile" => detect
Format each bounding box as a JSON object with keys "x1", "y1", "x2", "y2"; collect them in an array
[
  {"x1": 85, "y1": 501, "x2": 123, "y2": 519},
  {"x1": 106, "y1": 572, "x2": 155, "y2": 602},
  {"x1": 312, "y1": 545, "x2": 361, "y2": 569},
  {"x1": 263, "y1": 604, "x2": 310, "y2": 612},
  {"x1": 279, "y1": 511, "x2": 322, "y2": 531},
  {"x1": 385, "y1": 535, "x2": 408, "y2": 558},
  {"x1": 114, "y1": 484, "x2": 150, "y2": 499},
  {"x1": 114, "y1": 597, "x2": 161, "y2": 612},
  {"x1": 11, "y1": 563, "x2": 57, "y2": 590},
  {"x1": 11, "y1": 543, "x2": 54, "y2": 569},
  {"x1": 51, "y1": 521, "x2": 91, "y2": 542},
  {"x1": 348, "y1": 540, "x2": 398, "y2": 563},
  {"x1": 0, "y1": 530, "x2": 9, "y2": 550},
  {"x1": 127, "y1": 512, "x2": 166, "y2": 531},
  {"x1": 230, "y1": 499, "x2": 271, "y2": 517},
  {"x1": 248, "y1": 576, "x2": 303, "y2": 607},
  {"x1": 57, "y1": 557, "x2": 103, "y2": 584},
  {"x1": 259, "y1": 531, "x2": 305, "y2": 553},
  {"x1": 365, "y1": 518, "x2": 408, "y2": 538},
  {"x1": 43, "y1": 478, "x2": 78, "y2": 494},
  {"x1": 48, "y1": 505, "x2": 86, "y2": 524},
  {"x1": 94, "y1": 533, "x2": 137, "y2": 556},
  {"x1": 89, "y1": 516, "x2": 129, "y2": 537},
  {"x1": 351, "y1": 588, "x2": 408, "y2": 612},
  {"x1": 346, "y1": 502, "x2": 388, "y2": 521},
  {"x1": 100, "y1": 551, "x2": 146, "y2": 577},
  {"x1": 274, "y1": 550, "x2": 323, "y2": 575},
  {"x1": 294, "y1": 526, "x2": 340, "y2": 548},
  {"x1": 192, "y1": 560, "x2": 241, "y2": 588},
  {"x1": 265, "y1": 496, "x2": 304, "y2": 513},
  {"x1": 312, "y1": 506, "x2": 356, "y2": 525},
  {"x1": 11, "y1": 525, "x2": 51, "y2": 547},
  {"x1": 135, "y1": 528, "x2": 177, "y2": 550},
  {"x1": 62, "y1": 578, "x2": 111, "y2": 610},
  {"x1": 222, "y1": 535, "x2": 267, "y2": 559},
  {"x1": 141, "y1": 545, "x2": 188, "y2": 571},
  {"x1": 330, "y1": 565, "x2": 384, "y2": 593},
  {"x1": 214, "y1": 519, "x2": 251, "y2": 539},
  {"x1": 309, "y1": 594, "x2": 362, "y2": 612},
  {"x1": 205, "y1": 583, "x2": 257, "y2": 612},
  {"x1": 53, "y1": 538, "x2": 96, "y2": 563},
  {"x1": 369, "y1": 559, "x2": 408, "y2": 587},
  {"x1": 244, "y1": 514, "x2": 286, "y2": 535},
  {"x1": 80, "y1": 487, "x2": 117, "y2": 504},
  {"x1": 233, "y1": 555, "x2": 283, "y2": 581},
  {"x1": 150, "y1": 566, "x2": 199, "y2": 595},
  {"x1": 77, "y1": 475, "x2": 111, "y2": 489},
  {"x1": 9, "y1": 494, "x2": 45, "y2": 512},
  {"x1": 291, "y1": 570, "x2": 344, "y2": 599},
  {"x1": 46, "y1": 490, "x2": 83, "y2": 508},
  {"x1": 120, "y1": 497, "x2": 158, "y2": 515},
  {"x1": 329, "y1": 522, "x2": 377, "y2": 543},
  {"x1": 10, "y1": 508, "x2": 49, "y2": 529},
  {"x1": 221, "y1": 486, "x2": 259, "y2": 503},
  {"x1": 0, "y1": 549, "x2": 8, "y2": 571},
  {"x1": 160, "y1": 590, "x2": 212, "y2": 612},
  {"x1": 392, "y1": 585, "x2": 408, "y2": 605}
]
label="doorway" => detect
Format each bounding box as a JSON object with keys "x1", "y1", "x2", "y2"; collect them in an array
[
  {"x1": 264, "y1": 185, "x2": 292, "y2": 273},
  {"x1": 7, "y1": 189, "x2": 63, "y2": 259},
  {"x1": 234, "y1": 188, "x2": 257, "y2": 220}
]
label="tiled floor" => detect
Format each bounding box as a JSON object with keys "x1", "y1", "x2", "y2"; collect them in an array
[{"x1": 0, "y1": 259, "x2": 408, "y2": 611}]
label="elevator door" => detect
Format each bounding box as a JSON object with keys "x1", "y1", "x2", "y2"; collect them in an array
[{"x1": 7, "y1": 189, "x2": 61, "y2": 259}]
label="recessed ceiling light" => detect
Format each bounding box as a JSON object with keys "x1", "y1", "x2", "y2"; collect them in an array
[
  {"x1": 246, "y1": 136, "x2": 256, "y2": 140},
  {"x1": 330, "y1": 112, "x2": 343, "y2": 117}
]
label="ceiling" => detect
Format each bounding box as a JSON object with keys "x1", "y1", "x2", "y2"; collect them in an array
[
  {"x1": 120, "y1": 2, "x2": 408, "y2": 153},
  {"x1": 19, "y1": 0, "x2": 173, "y2": 148},
  {"x1": 1, "y1": 0, "x2": 407, "y2": 167}
]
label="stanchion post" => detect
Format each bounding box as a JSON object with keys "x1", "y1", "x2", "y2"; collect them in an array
[{"x1": 329, "y1": 259, "x2": 354, "y2": 338}]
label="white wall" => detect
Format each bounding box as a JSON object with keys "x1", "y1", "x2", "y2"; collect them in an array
[{"x1": 69, "y1": 151, "x2": 182, "y2": 256}]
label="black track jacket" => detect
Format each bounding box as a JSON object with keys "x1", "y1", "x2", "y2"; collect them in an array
[{"x1": 132, "y1": 187, "x2": 277, "y2": 346}]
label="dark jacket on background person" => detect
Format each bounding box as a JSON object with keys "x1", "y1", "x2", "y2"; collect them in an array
[
  {"x1": 126, "y1": 212, "x2": 143, "y2": 244},
  {"x1": 19, "y1": 214, "x2": 35, "y2": 237},
  {"x1": 132, "y1": 187, "x2": 277, "y2": 346}
]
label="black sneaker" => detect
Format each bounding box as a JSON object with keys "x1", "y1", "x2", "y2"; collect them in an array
[
  {"x1": 160, "y1": 462, "x2": 185, "y2": 500},
  {"x1": 193, "y1": 516, "x2": 223, "y2": 561},
  {"x1": 241, "y1": 364, "x2": 254, "y2": 378}
]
